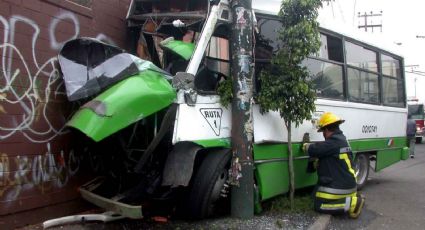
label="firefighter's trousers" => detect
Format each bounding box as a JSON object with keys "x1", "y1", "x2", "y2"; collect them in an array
[{"x1": 313, "y1": 186, "x2": 363, "y2": 215}]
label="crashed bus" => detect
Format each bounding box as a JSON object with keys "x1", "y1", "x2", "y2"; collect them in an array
[{"x1": 58, "y1": 0, "x2": 409, "y2": 219}]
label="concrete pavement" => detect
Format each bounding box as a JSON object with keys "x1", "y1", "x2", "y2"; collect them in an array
[{"x1": 328, "y1": 143, "x2": 425, "y2": 229}]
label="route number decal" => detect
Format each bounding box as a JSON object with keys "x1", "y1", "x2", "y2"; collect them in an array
[{"x1": 200, "y1": 108, "x2": 223, "y2": 136}]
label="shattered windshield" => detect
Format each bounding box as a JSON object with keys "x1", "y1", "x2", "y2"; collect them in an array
[{"x1": 58, "y1": 38, "x2": 170, "y2": 101}]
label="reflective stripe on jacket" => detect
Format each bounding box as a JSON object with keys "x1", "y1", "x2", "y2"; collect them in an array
[{"x1": 307, "y1": 130, "x2": 357, "y2": 190}]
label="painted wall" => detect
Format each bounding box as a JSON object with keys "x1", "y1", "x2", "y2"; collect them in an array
[{"x1": 0, "y1": 0, "x2": 130, "y2": 216}]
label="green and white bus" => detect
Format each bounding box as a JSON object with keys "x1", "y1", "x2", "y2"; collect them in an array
[
  {"x1": 173, "y1": 9, "x2": 408, "y2": 202},
  {"x1": 63, "y1": 0, "x2": 409, "y2": 220}
]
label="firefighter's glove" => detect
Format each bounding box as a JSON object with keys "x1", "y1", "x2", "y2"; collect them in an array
[
  {"x1": 307, "y1": 157, "x2": 319, "y2": 173},
  {"x1": 302, "y1": 143, "x2": 311, "y2": 154}
]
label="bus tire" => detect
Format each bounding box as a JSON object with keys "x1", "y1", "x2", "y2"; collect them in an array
[
  {"x1": 354, "y1": 153, "x2": 370, "y2": 190},
  {"x1": 188, "y1": 149, "x2": 231, "y2": 219}
]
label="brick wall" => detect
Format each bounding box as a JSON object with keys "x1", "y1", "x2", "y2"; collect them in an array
[{"x1": 0, "y1": 0, "x2": 130, "y2": 217}]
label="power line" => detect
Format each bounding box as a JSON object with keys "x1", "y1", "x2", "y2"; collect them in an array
[
  {"x1": 405, "y1": 70, "x2": 425, "y2": 77},
  {"x1": 336, "y1": 0, "x2": 345, "y2": 23},
  {"x1": 410, "y1": 70, "x2": 425, "y2": 74},
  {"x1": 352, "y1": 0, "x2": 357, "y2": 27}
]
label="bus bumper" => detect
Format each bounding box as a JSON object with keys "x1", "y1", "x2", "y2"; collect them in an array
[
  {"x1": 401, "y1": 147, "x2": 409, "y2": 160},
  {"x1": 79, "y1": 177, "x2": 143, "y2": 219}
]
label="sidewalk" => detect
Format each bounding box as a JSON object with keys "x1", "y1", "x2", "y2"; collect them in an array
[
  {"x1": 19, "y1": 210, "x2": 330, "y2": 230},
  {"x1": 0, "y1": 199, "x2": 94, "y2": 230}
]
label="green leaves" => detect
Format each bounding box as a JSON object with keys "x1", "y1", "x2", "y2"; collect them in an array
[
  {"x1": 257, "y1": 0, "x2": 322, "y2": 127},
  {"x1": 279, "y1": 0, "x2": 322, "y2": 25},
  {"x1": 217, "y1": 78, "x2": 233, "y2": 108}
]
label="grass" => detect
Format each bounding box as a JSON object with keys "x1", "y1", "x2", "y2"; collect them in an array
[{"x1": 262, "y1": 188, "x2": 315, "y2": 214}]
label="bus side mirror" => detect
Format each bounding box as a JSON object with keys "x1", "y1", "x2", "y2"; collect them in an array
[{"x1": 173, "y1": 72, "x2": 195, "y2": 90}]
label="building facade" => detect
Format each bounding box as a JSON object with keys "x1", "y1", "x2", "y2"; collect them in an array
[{"x1": 0, "y1": 0, "x2": 130, "y2": 226}]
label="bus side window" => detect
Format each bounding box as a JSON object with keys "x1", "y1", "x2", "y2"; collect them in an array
[
  {"x1": 345, "y1": 41, "x2": 380, "y2": 104},
  {"x1": 381, "y1": 54, "x2": 404, "y2": 107},
  {"x1": 303, "y1": 58, "x2": 344, "y2": 100},
  {"x1": 347, "y1": 68, "x2": 379, "y2": 103},
  {"x1": 195, "y1": 36, "x2": 230, "y2": 94},
  {"x1": 304, "y1": 33, "x2": 345, "y2": 100},
  {"x1": 254, "y1": 18, "x2": 283, "y2": 95}
]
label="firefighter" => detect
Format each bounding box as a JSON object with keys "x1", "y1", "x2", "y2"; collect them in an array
[{"x1": 303, "y1": 112, "x2": 365, "y2": 218}]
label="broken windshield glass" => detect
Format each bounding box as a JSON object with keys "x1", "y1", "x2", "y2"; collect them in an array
[{"x1": 58, "y1": 38, "x2": 170, "y2": 101}]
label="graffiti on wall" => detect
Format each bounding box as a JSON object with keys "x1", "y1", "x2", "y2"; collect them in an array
[
  {"x1": 0, "y1": 9, "x2": 114, "y2": 202},
  {"x1": 0, "y1": 11, "x2": 114, "y2": 143},
  {"x1": 0, "y1": 143, "x2": 80, "y2": 201}
]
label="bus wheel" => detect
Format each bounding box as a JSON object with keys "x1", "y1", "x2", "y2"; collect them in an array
[
  {"x1": 354, "y1": 153, "x2": 370, "y2": 190},
  {"x1": 188, "y1": 149, "x2": 231, "y2": 219}
]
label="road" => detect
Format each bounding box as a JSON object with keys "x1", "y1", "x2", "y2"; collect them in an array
[
  {"x1": 22, "y1": 144, "x2": 424, "y2": 230},
  {"x1": 328, "y1": 143, "x2": 425, "y2": 230}
]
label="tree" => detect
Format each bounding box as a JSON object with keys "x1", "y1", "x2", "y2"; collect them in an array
[{"x1": 256, "y1": 0, "x2": 322, "y2": 208}]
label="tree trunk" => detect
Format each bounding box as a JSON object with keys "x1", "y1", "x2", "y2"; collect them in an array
[
  {"x1": 287, "y1": 122, "x2": 295, "y2": 209},
  {"x1": 229, "y1": 0, "x2": 254, "y2": 219}
]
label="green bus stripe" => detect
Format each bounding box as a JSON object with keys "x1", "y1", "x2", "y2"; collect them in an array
[{"x1": 253, "y1": 137, "x2": 407, "y2": 201}]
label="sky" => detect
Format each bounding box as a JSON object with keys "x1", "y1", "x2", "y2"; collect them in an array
[{"x1": 253, "y1": 0, "x2": 425, "y2": 104}]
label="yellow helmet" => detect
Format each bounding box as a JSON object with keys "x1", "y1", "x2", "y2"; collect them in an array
[{"x1": 317, "y1": 112, "x2": 345, "y2": 132}]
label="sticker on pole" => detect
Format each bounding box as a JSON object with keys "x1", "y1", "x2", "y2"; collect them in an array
[{"x1": 200, "y1": 108, "x2": 223, "y2": 136}]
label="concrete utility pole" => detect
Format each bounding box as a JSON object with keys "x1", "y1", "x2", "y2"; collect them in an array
[
  {"x1": 415, "y1": 77, "x2": 417, "y2": 98},
  {"x1": 358, "y1": 11, "x2": 383, "y2": 32},
  {"x1": 229, "y1": 0, "x2": 254, "y2": 219}
]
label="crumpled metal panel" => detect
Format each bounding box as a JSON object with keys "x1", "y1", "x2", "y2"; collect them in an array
[
  {"x1": 66, "y1": 70, "x2": 176, "y2": 142},
  {"x1": 160, "y1": 38, "x2": 195, "y2": 61},
  {"x1": 79, "y1": 177, "x2": 143, "y2": 219},
  {"x1": 81, "y1": 100, "x2": 108, "y2": 117},
  {"x1": 58, "y1": 37, "x2": 170, "y2": 101}
]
